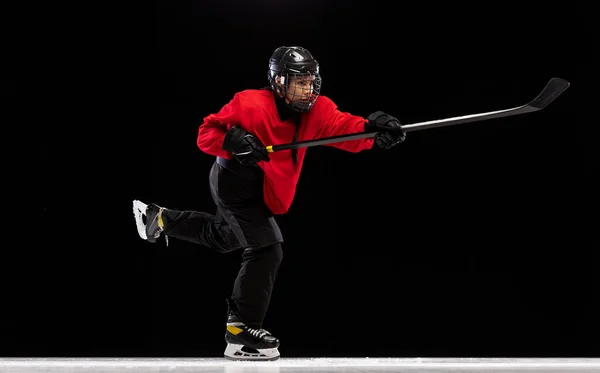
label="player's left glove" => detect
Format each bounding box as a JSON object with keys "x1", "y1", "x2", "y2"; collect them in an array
[
  {"x1": 222, "y1": 126, "x2": 270, "y2": 165},
  {"x1": 364, "y1": 111, "x2": 406, "y2": 149}
]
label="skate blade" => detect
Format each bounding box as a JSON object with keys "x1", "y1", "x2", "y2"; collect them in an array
[
  {"x1": 132, "y1": 200, "x2": 148, "y2": 240},
  {"x1": 224, "y1": 344, "x2": 280, "y2": 361}
]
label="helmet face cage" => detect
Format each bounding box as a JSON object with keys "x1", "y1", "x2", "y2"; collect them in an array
[
  {"x1": 277, "y1": 72, "x2": 322, "y2": 112},
  {"x1": 268, "y1": 46, "x2": 322, "y2": 113}
]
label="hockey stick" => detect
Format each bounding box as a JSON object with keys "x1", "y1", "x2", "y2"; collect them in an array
[{"x1": 265, "y1": 77, "x2": 570, "y2": 153}]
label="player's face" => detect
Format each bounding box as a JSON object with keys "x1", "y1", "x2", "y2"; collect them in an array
[{"x1": 283, "y1": 75, "x2": 316, "y2": 104}]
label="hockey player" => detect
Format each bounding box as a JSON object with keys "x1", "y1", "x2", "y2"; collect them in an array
[{"x1": 133, "y1": 46, "x2": 406, "y2": 360}]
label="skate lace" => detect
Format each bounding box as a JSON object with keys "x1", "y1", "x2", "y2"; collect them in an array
[
  {"x1": 154, "y1": 229, "x2": 168, "y2": 246},
  {"x1": 153, "y1": 208, "x2": 168, "y2": 246},
  {"x1": 247, "y1": 327, "x2": 271, "y2": 339}
]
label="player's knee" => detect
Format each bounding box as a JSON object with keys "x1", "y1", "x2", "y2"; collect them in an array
[
  {"x1": 245, "y1": 243, "x2": 283, "y2": 267},
  {"x1": 269, "y1": 243, "x2": 283, "y2": 267}
]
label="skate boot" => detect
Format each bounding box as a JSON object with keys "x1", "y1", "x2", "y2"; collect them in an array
[
  {"x1": 223, "y1": 298, "x2": 280, "y2": 361},
  {"x1": 132, "y1": 200, "x2": 168, "y2": 245}
]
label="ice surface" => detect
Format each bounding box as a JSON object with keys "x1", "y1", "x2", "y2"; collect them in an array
[{"x1": 1, "y1": 358, "x2": 599, "y2": 373}]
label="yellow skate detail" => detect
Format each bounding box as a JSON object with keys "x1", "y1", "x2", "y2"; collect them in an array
[
  {"x1": 227, "y1": 325, "x2": 243, "y2": 335},
  {"x1": 157, "y1": 209, "x2": 164, "y2": 229}
]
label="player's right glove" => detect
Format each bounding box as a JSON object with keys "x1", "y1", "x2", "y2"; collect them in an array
[
  {"x1": 364, "y1": 111, "x2": 406, "y2": 149},
  {"x1": 222, "y1": 126, "x2": 270, "y2": 165}
]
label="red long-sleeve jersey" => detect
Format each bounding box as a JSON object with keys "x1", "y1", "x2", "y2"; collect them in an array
[{"x1": 197, "y1": 89, "x2": 374, "y2": 214}]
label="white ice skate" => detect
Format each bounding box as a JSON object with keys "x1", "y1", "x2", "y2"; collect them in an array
[
  {"x1": 224, "y1": 343, "x2": 280, "y2": 361},
  {"x1": 223, "y1": 298, "x2": 280, "y2": 361},
  {"x1": 132, "y1": 200, "x2": 149, "y2": 240},
  {"x1": 132, "y1": 199, "x2": 168, "y2": 245}
]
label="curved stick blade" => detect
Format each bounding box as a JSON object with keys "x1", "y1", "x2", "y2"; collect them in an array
[{"x1": 528, "y1": 77, "x2": 570, "y2": 109}]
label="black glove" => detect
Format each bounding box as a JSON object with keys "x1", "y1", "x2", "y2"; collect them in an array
[
  {"x1": 364, "y1": 111, "x2": 406, "y2": 149},
  {"x1": 222, "y1": 126, "x2": 270, "y2": 165}
]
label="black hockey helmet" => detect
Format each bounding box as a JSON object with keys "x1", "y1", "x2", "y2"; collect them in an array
[{"x1": 268, "y1": 46, "x2": 322, "y2": 112}]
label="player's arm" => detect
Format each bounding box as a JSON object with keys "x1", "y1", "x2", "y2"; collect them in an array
[
  {"x1": 313, "y1": 97, "x2": 374, "y2": 153},
  {"x1": 197, "y1": 93, "x2": 241, "y2": 159}
]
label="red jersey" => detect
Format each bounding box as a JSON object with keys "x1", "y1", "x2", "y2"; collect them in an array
[{"x1": 197, "y1": 89, "x2": 374, "y2": 214}]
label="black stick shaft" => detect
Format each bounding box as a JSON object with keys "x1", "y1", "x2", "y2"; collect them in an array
[
  {"x1": 266, "y1": 105, "x2": 533, "y2": 152},
  {"x1": 265, "y1": 77, "x2": 569, "y2": 153}
]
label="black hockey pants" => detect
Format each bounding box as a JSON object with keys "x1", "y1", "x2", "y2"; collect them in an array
[{"x1": 159, "y1": 157, "x2": 284, "y2": 329}]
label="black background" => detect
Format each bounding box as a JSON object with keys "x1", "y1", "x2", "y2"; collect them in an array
[{"x1": 5, "y1": 0, "x2": 597, "y2": 359}]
